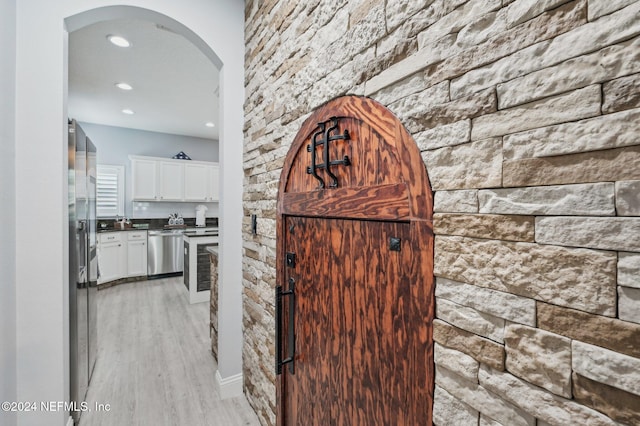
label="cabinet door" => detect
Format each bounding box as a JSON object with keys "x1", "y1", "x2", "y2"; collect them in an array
[
  {"x1": 98, "y1": 241, "x2": 123, "y2": 283},
  {"x1": 159, "y1": 161, "x2": 184, "y2": 201},
  {"x1": 208, "y1": 164, "x2": 220, "y2": 201},
  {"x1": 132, "y1": 159, "x2": 157, "y2": 201},
  {"x1": 119, "y1": 240, "x2": 128, "y2": 278},
  {"x1": 184, "y1": 163, "x2": 209, "y2": 201},
  {"x1": 127, "y1": 240, "x2": 148, "y2": 277}
]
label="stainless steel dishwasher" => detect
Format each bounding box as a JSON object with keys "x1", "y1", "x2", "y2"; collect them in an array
[{"x1": 147, "y1": 229, "x2": 184, "y2": 277}]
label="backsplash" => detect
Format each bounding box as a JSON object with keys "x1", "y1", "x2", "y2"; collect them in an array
[{"x1": 132, "y1": 201, "x2": 219, "y2": 220}]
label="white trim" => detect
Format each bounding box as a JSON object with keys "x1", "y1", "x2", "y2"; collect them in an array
[
  {"x1": 66, "y1": 415, "x2": 75, "y2": 426},
  {"x1": 215, "y1": 369, "x2": 243, "y2": 399}
]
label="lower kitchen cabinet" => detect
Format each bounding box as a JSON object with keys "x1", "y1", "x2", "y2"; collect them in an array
[
  {"x1": 98, "y1": 230, "x2": 148, "y2": 284},
  {"x1": 97, "y1": 232, "x2": 127, "y2": 284},
  {"x1": 126, "y1": 231, "x2": 148, "y2": 277}
]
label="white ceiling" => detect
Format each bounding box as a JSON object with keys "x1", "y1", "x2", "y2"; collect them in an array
[{"x1": 68, "y1": 19, "x2": 220, "y2": 140}]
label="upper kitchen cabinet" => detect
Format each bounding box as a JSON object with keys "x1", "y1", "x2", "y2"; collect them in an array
[
  {"x1": 158, "y1": 161, "x2": 184, "y2": 201},
  {"x1": 184, "y1": 163, "x2": 219, "y2": 202},
  {"x1": 131, "y1": 157, "x2": 157, "y2": 200},
  {"x1": 130, "y1": 155, "x2": 218, "y2": 202}
]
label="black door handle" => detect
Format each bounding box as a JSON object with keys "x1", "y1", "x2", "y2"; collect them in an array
[{"x1": 275, "y1": 278, "x2": 295, "y2": 375}]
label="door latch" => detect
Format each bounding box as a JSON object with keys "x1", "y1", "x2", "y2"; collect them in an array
[{"x1": 286, "y1": 252, "x2": 296, "y2": 268}]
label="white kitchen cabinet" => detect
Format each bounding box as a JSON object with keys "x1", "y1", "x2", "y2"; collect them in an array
[
  {"x1": 98, "y1": 230, "x2": 148, "y2": 283},
  {"x1": 131, "y1": 155, "x2": 217, "y2": 202},
  {"x1": 131, "y1": 158, "x2": 157, "y2": 201},
  {"x1": 158, "y1": 161, "x2": 184, "y2": 201},
  {"x1": 132, "y1": 158, "x2": 183, "y2": 201},
  {"x1": 184, "y1": 163, "x2": 219, "y2": 202},
  {"x1": 184, "y1": 163, "x2": 209, "y2": 201},
  {"x1": 127, "y1": 231, "x2": 148, "y2": 277},
  {"x1": 97, "y1": 232, "x2": 127, "y2": 284}
]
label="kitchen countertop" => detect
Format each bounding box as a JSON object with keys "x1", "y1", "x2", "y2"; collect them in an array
[
  {"x1": 98, "y1": 218, "x2": 218, "y2": 233},
  {"x1": 98, "y1": 225, "x2": 219, "y2": 234},
  {"x1": 98, "y1": 227, "x2": 144, "y2": 233}
]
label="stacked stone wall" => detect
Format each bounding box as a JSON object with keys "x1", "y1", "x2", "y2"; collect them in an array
[{"x1": 243, "y1": 1, "x2": 640, "y2": 425}]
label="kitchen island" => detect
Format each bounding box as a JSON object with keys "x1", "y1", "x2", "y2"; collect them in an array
[{"x1": 183, "y1": 228, "x2": 218, "y2": 304}]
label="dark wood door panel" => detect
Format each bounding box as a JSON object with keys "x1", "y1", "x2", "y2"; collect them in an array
[
  {"x1": 283, "y1": 216, "x2": 332, "y2": 425},
  {"x1": 282, "y1": 217, "x2": 431, "y2": 425},
  {"x1": 281, "y1": 183, "x2": 411, "y2": 221},
  {"x1": 284, "y1": 117, "x2": 404, "y2": 195}
]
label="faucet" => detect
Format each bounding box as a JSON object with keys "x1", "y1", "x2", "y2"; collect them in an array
[{"x1": 115, "y1": 215, "x2": 127, "y2": 229}]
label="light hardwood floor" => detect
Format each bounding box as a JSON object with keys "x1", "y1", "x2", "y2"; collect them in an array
[{"x1": 80, "y1": 277, "x2": 260, "y2": 426}]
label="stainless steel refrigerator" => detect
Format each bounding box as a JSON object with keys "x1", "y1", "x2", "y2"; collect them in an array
[{"x1": 68, "y1": 119, "x2": 98, "y2": 422}]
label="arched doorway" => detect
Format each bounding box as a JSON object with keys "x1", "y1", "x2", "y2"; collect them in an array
[
  {"x1": 66, "y1": 8, "x2": 223, "y2": 424},
  {"x1": 12, "y1": 2, "x2": 243, "y2": 423},
  {"x1": 63, "y1": 2, "x2": 244, "y2": 395},
  {"x1": 275, "y1": 96, "x2": 435, "y2": 425}
]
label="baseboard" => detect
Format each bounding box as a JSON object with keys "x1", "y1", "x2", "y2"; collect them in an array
[
  {"x1": 215, "y1": 370, "x2": 243, "y2": 399},
  {"x1": 66, "y1": 415, "x2": 75, "y2": 426}
]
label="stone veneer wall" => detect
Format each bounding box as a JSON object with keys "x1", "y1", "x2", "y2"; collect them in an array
[
  {"x1": 242, "y1": 1, "x2": 640, "y2": 425},
  {"x1": 210, "y1": 249, "x2": 219, "y2": 361}
]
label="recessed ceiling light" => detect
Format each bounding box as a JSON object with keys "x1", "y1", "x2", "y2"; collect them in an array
[
  {"x1": 205, "y1": 122, "x2": 215, "y2": 128},
  {"x1": 122, "y1": 109, "x2": 134, "y2": 115},
  {"x1": 115, "y1": 82, "x2": 133, "y2": 91},
  {"x1": 107, "y1": 35, "x2": 130, "y2": 48}
]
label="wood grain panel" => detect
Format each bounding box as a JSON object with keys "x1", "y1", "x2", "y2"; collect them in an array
[
  {"x1": 281, "y1": 217, "x2": 434, "y2": 425},
  {"x1": 284, "y1": 216, "x2": 332, "y2": 425},
  {"x1": 352, "y1": 219, "x2": 384, "y2": 424},
  {"x1": 278, "y1": 96, "x2": 433, "y2": 220},
  {"x1": 352, "y1": 119, "x2": 378, "y2": 189},
  {"x1": 381, "y1": 221, "x2": 412, "y2": 425},
  {"x1": 376, "y1": 127, "x2": 403, "y2": 187},
  {"x1": 329, "y1": 219, "x2": 353, "y2": 426},
  {"x1": 281, "y1": 183, "x2": 410, "y2": 220},
  {"x1": 409, "y1": 220, "x2": 435, "y2": 422}
]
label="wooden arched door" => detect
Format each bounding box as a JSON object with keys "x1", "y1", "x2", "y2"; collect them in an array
[{"x1": 276, "y1": 96, "x2": 434, "y2": 425}]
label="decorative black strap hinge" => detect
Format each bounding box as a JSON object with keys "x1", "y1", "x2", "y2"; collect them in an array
[{"x1": 306, "y1": 116, "x2": 351, "y2": 188}]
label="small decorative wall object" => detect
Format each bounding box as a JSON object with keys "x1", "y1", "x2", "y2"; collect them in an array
[
  {"x1": 306, "y1": 116, "x2": 351, "y2": 188},
  {"x1": 172, "y1": 151, "x2": 191, "y2": 160}
]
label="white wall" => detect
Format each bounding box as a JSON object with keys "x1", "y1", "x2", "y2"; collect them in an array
[
  {"x1": 80, "y1": 122, "x2": 219, "y2": 219},
  {"x1": 0, "y1": 0, "x2": 17, "y2": 425},
  {"x1": 14, "y1": 1, "x2": 244, "y2": 424}
]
